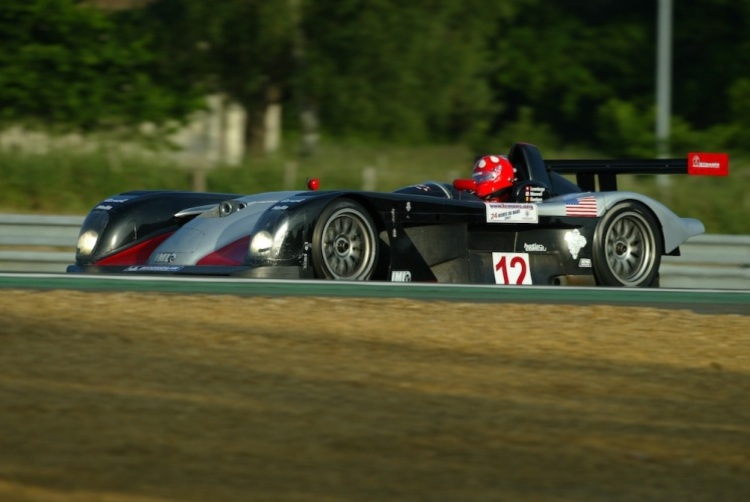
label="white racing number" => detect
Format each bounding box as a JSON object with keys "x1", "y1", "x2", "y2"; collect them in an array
[{"x1": 492, "y1": 252, "x2": 532, "y2": 285}]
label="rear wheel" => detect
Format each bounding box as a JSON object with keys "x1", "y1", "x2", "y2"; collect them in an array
[
  {"x1": 593, "y1": 201, "x2": 662, "y2": 287},
  {"x1": 312, "y1": 199, "x2": 379, "y2": 280}
]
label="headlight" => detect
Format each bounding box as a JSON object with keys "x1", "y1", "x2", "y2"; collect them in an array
[
  {"x1": 249, "y1": 219, "x2": 290, "y2": 258},
  {"x1": 77, "y1": 230, "x2": 99, "y2": 256},
  {"x1": 249, "y1": 231, "x2": 274, "y2": 256}
]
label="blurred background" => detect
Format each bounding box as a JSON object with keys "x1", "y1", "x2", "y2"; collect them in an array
[{"x1": 0, "y1": 0, "x2": 748, "y2": 234}]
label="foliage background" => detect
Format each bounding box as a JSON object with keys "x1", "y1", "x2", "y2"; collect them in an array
[{"x1": 0, "y1": 0, "x2": 748, "y2": 233}]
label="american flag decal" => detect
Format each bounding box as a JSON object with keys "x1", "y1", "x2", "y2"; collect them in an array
[{"x1": 565, "y1": 196, "x2": 598, "y2": 217}]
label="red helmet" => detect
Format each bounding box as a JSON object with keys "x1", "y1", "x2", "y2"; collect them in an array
[{"x1": 472, "y1": 155, "x2": 516, "y2": 198}]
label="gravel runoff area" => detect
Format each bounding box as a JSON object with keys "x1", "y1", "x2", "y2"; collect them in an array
[{"x1": 1, "y1": 289, "x2": 749, "y2": 501}]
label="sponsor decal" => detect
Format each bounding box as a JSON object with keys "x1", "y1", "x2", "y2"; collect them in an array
[
  {"x1": 271, "y1": 205, "x2": 288, "y2": 210},
  {"x1": 524, "y1": 185, "x2": 546, "y2": 203},
  {"x1": 391, "y1": 270, "x2": 412, "y2": 282},
  {"x1": 564, "y1": 229, "x2": 587, "y2": 260},
  {"x1": 124, "y1": 265, "x2": 183, "y2": 272},
  {"x1": 688, "y1": 152, "x2": 729, "y2": 176},
  {"x1": 247, "y1": 200, "x2": 283, "y2": 205},
  {"x1": 92, "y1": 196, "x2": 136, "y2": 208},
  {"x1": 406, "y1": 202, "x2": 412, "y2": 212},
  {"x1": 153, "y1": 252, "x2": 177, "y2": 263},
  {"x1": 492, "y1": 252, "x2": 532, "y2": 285},
  {"x1": 523, "y1": 243, "x2": 547, "y2": 252},
  {"x1": 279, "y1": 198, "x2": 305, "y2": 203},
  {"x1": 578, "y1": 258, "x2": 592, "y2": 268},
  {"x1": 485, "y1": 203, "x2": 539, "y2": 224},
  {"x1": 565, "y1": 196, "x2": 598, "y2": 217}
]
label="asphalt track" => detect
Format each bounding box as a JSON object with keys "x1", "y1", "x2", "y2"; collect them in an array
[{"x1": 1, "y1": 273, "x2": 748, "y2": 315}]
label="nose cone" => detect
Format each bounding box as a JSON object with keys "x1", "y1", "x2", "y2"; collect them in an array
[{"x1": 149, "y1": 228, "x2": 206, "y2": 265}]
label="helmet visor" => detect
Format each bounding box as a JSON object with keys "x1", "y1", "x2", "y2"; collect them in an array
[{"x1": 472, "y1": 170, "x2": 499, "y2": 183}]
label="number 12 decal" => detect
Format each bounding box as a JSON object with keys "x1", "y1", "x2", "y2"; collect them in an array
[{"x1": 492, "y1": 252, "x2": 532, "y2": 285}]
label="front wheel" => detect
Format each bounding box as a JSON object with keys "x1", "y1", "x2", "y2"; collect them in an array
[
  {"x1": 593, "y1": 201, "x2": 663, "y2": 287},
  {"x1": 311, "y1": 199, "x2": 379, "y2": 280}
]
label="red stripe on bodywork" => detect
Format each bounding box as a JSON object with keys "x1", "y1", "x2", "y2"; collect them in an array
[
  {"x1": 95, "y1": 232, "x2": 174, "y2": 266},
  {"x1": 196, "y1": 235, "x2": 251, "y2": 266}
]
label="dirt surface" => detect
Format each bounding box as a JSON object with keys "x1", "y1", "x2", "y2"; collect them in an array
[{"x1": 1, "y1": 289, "x2": 749, "y2": 501}]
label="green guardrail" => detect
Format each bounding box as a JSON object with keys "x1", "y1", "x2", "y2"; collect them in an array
[{"x1": 1, "y1": 273, "x2": 747, "y2": 315}]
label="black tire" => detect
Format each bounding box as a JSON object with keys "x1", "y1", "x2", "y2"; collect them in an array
[
  {"x1": 593, "y1": 201, "x2": 663, "y2": 287},
  {"x1": 311, "y1": 199, "x2": 379, "y2": 280}
]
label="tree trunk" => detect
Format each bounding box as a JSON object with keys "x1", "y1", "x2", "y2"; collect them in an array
[{"x1": 244, "y1": 85, "x2": 283, "y2": 157}]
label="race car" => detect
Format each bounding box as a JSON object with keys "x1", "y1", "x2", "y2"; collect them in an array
[{"x1": 67, "y1": 143, "x2": 728, "y2": 287}]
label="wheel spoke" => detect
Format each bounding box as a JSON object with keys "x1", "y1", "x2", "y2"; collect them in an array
[
  {"x1": 612, "y1": 259, "x2": 621, "y2": 275},
  {"x1": 345, "y1": 256, "x2": 356, "y2": 274},
  {"x1": 624, "y1": 221, "x2": 637, "y2": 240},
  {"x1": 622, "y1": 256, "x2": 635, "y2": 276},
  {"x1": 611, "y1": 220, "x2": 622, "y2": 240}
]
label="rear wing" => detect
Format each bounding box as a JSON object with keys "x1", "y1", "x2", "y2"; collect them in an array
[{"x1": 545, "y1": 152, "x2": 729, "y2": 192}]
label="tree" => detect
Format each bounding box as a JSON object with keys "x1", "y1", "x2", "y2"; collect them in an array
[
  {"x1": 298, "y1": 0, "x2": 513, "y2": 144},
  {"x1": 489, "y1": 0, "x2": 655, "y2": 148},
  {"x1": 0, "y1": 0, "x2": 200, "y2": 133},
  {"x1": 673, "y1": 0, "x2": 750, "y2": 126},
  {"x1": 137, "y1": 0, "x2": 297, "y2": 154},
  {"x1": 488, "y1": 0, "x2": 750, "y2": 154},
  {"x1": 137, "y1": 0, "x2": 523, "y2": 151}
]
